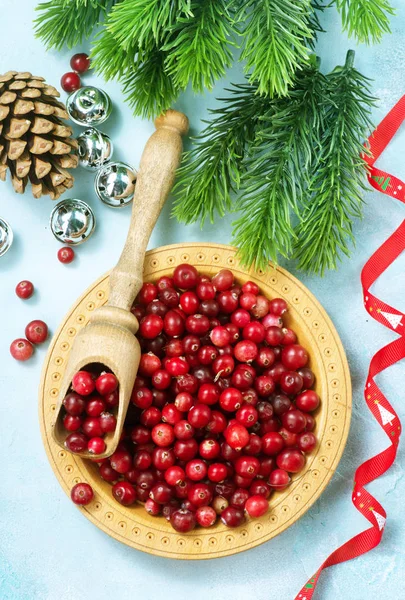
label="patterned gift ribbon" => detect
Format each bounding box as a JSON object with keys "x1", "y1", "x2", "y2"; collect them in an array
[{"x1": 295, "y1": 96, "x2": 405, "y2": 599}]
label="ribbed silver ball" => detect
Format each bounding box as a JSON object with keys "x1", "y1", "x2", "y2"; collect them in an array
[
  {"x1": 0, "y1": 217, "x2": 13, "y2": 257},
  {"x1": 94, "y1": 162, "x2": 137, "y2": 208},
  {"x1": 50, "y1": 199, "x2": 96, "y2": 245},
  {"x1": 66, "y1": 86, "x2": 112, "y2": 126},
  {"x1": 77, "y1": 127, "x2": 113, "y2": 171}
]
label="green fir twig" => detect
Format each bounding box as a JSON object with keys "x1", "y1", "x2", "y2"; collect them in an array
[{"x1": 335, "y1": 0, "x2": 395, "y2": 44}]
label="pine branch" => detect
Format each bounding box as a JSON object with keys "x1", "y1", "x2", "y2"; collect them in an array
[
  {"x1": 172, "y1": 83, "x2": 269, "y2": 225},
  {"x1": 163, "y1": 0, "x2": 237, "y2": 93},
  {"x1": 232, "y1": 60, "x2": 326, "y2": 270},
  {"x1": 107, "y1": 0, "x2": 192, "y2": 52},
  {"x1": 34, "y1": 0, "x2": 111, "y2": 50},
  {"x1": 335, "y1": 0, "x2": 395, "y2": 43},
  {"x1": 238, "y1": 0, "x2": 314, "y2": 97},
  {"x1": 122, "y1": 48, "x2": 179, "y2": 119},
  {"x1": 294, "y1": 51, "x2": 376, "y2": 275},
  {"x1": 91, "y1": 28, "x2": 136, "y2": 81}
]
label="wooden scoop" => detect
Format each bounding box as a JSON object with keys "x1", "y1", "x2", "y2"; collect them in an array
[{"x1": 52, "y1": 109, "x2": 189, "y2": 459}]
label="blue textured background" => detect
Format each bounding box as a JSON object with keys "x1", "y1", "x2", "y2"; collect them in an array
[{"x1": 1, "y1": 1, "x2": 405, "y2": 598}]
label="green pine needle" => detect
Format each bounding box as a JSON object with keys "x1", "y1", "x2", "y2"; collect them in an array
[
  {"x1": 163, "y1": 0, "x2": 237, "y2": 93},
  {"x1": 293, "y1": 51, "x2": 376, "y2": 275},
  {"x1": 91, "y1": 28, "x2": 136, "y2": 81},
  {"x1": 122, "y1": 48, "x2": 179, "y2": 119},
  {"x1": 239, "y1": 0, "x2": 314, "y2": 97},
  {"x1": 34, "y1": 0, "x2": 110, "y2": 50},
  {"x1": 335, "y1": 0, "x2": 395, "y2": 44},
  {"x1": 172, "y1": 83, "x2": 269, "y2": 226},
  {"x1": 232, "y1": 61, "x2": 327, "y2": 270}
]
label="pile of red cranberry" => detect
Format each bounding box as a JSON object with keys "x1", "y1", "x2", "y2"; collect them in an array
[
  {"x1": 62, "y1": 371, "x2": 118, "y2": 455},
  {"x1": 71, "y1": 265, "x2": 320, "y2": 532}
]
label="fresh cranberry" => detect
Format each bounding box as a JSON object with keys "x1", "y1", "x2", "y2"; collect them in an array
[
  {"x1": 65, "y1": 432, "x2": 88, "y2": 453},
  {"x1": 188, "y1": 404, "x2": 211, "y2": 428},
  {"x1": 297, "y1": 367, "x2": 315, "y2": 389},
  {"x1": 234, "y1": 340, "x2": 258, "y2": 362},
  {"x1": 104, "y1": 389, "x2": 119, "y2": 408},
  {"x1": 212, "y1": 496, "x2": 229, "y2": 514},
  {"x1": 197, "y1": 280, "x2": 216, "y2": 300},
  {"x1": 212, "y1": 269, "x2": 234, "y2": 291},
  {"x1": 278, "y1": 427, "x2": 298, "y2": 448},
  {"x1": 217, "y1": 290, "x2": 239, "y2": 313},
  {"x1": 242, "y1": 388, "x2": 259, "y2": 405},
  {"x1": 173, "y1": 263, "x2": 199, "y2": 289},
  {"x1": 266, "y1": 361, "x2": 288, "y2": 382},
  {"x1": 231, "y1": 308, "x2": 251, "y2": 328},
  {"x1": 188, "y1": 483, "x2": 213, "y2": 507},
  {"x1": 224, "y1": 422, "x2": 249, "y2": 450},
  {"x1": 185, "y1": 459, "x2": 207, "y2": 481},
  {"x1": 139, "y1": 352, "x2": 161, "y2": 376},
  {"x1": 63, "y1": 393, "x2": 85, "y2": 416},
  {"x1": 173, "y1": 420, "x2": 194, "y2": 440},
  {"x1": 139, "y1": 282, "x2": 158, "y2": 305},
  {"x1": 207, "y1": 410, "x2": 227, "y2": 433},
  {"x1": 279, "y1": 371, "x2": 304, "y2": 395},
  {"x1": 305, "y1": 414, "x2": 316, "y2": 432},
  {"x1": 297, "y1": 432, "x2": 317, "y2": 452},
  {"x1": 281, "y1": 344, "x2": 309, "y2": 370},
  {"x1": 136, "y1": 470, "x2": 157, "y2": 490},
  {"x1": 198, "y1": 345, "x2": 218, "y2": 365},
  {"x1": 72, "y1": 371, "x2": 95, "y2": 396},
  {"x1": 151, "y1": 369, "x2": 171, "y2": 390},
  {"x1": 230, "y1": 488, "x2": 249, "y2": 509},
  {"x1": 259, "y1": 417, "x2": 280, "y2": 434},
  {"x1": 71, "y1": 482, "x2": 93, "y2": 505},
  {"x1": 152, "y1": 447, "x2": 176, "y2": 470},
  {"x1": 112, "y1": 481, "x2": 136, "y2": 505},
  {"x1": 251, "y1": 295, "x2": 269, "y2": 318},
  {"x1": 206, "y1": 463, "x2": 227, "y2": 483},
  {"x1": 133, "y1": 449, "x2": 152, "y2": 470},
  {"x1": 131, "y1": 425, "x2": 151, "y2": 445},
  {"x1": 281, "y1": 328, "x2": 297, "y2": 345},
  {"x1": 151, "y1": 423, "x2": 174, "y2": 447},
  {"x1": 221, "y1": 506, "x2": 245, "y2": 527},
  {"x1": 164, "y1": 466, "x2": 185, "y2": 486},
  {"x1": 244, "y1": 433, "x2": 262, "y2": 455},
  {"x1": 145, "y1": 497, "x2": 161, "y2": 516},
  {"x1": 174, "y1": 438, "x2": 199, "y2": 461},
  {"x1": 70, "y1": 52, "x2": 90, "y2": 73},
  {"x1": 269, "y1": 468, "x2": 291, "y2": 489},
  {"x1": 276, "y1": 449, "x2": 306, "y2": 473},
  {"x1": 63, "y1": 414, "x2": 82, "y2": 431},
  {"x1": 272, "y1": 394, "x2": 291, "y2": 416},
  {"x1": 235, "y1": 455, "x2": 260, "y2": 478},
  {"x1": 159, "y1": 287, "x2": 180, "y2": 308},
  {"x1": 10, "y1": 338, "x2": 33, "y2": 361},
  {"x1": 259, "y1": 457, "x2": 276, "y2": 478},
  {"x1": 245, "y1": 495, "x2": 269, "y2": 518},
  {"x1": 210, "y1": 325, "x2": 231, "y2": 347},
  {"x1": 146, "y1": 300, "x2": 168, "y2": 317},
  {"x1": 132, "y1": 387, "x2": 153, "y2": 409},
  {"x1": 262, "y1": 432, "x2": 285, "y2": 455},
  {"x1": 99, "y1": 462, "x2": 119, "y2": 483},
  {"x1": 231, "y1": 365, "x2": 255, "y2": 389},
  {"x1": 240, "y1": 292, "x2": 257, "y2": 311},
  {"x1": 86, "y1": 397, "x2": 105, "y2": 417},
  {"x1": 24, "y1": 319, "x2": 48, "y2": 344},
  {"x1": 296, "y1": 390, "x2": 320, "y2": 412},
  {"x1": 236, "y1": 405, "x2": 258, "y2": 427},
  {"x1": 265, "y1": 326, "x2": 284, "y2": 346},
  {"x1": 140, "y1": 314, "x2": 164, "y2": 339},
  {"x1": 57, "y1": 246, "x2": 75, "y2": 263},
  {"x1": 170, "y1": 508, "x2": 196, "y2": 532},
  {"x1": 195, "y1": 505, "x2": 216, "y2": 527},
  {"x1": 82, "y1": 417, "x2": 103, "y2": 438},
  {"x1": 110, "y1": 448, "x2": 132, "y2": 473},
  {"x1": 176, "y1": 373, "x2": 199, "y2": 394},
  {"x1": 242, "y1": 321, "x2": 265, "y2": 343},
  {"x1": 146, "y1": 334, "x2": 167, "y2": 356},
  {"x1": 199, "y1": 438, "x2": 220, "y2": 460},
  {"x1": 156, "y1": 276, "x2": 174, "y2": 291},
  {"x1": 224, "y1": 323, "x2": 239, "y2": 343},
  {"x1": 281, "y1": 409, "x2": 307, "y2": 434},
  {"x1": 186, "y1": 314, "x2": 210, "y2": 336},
  {"x1": 183, "y1": 335, "x2": 200, "y2": 354},
  {"x1": 150, "y1": 482, "x2": 172, "y2": 504},
  {"x1": 242, "y1": 281, "x2": 259, "y2": 295},
  {"x1": 254, "y1": 375, "x2": 275, "y2": 397},
  {"x1": 220, "y1": 388, "x2": 242, "y2": 412},
  {"x1": 15, "y1": 280, "x2": 34, "y2": 299},
  {"x1": 249, "y1": 479, "x2": 271, "y2": 498},
  {"x1": 256, "y1": 401, "x2": 274, "y2": 421},
  {"x1": 255, "y1": 347, "x2": 276, "y2": 369},
  {"x1": 87, "y1": 436, "x2": 106, "y2": 454}
]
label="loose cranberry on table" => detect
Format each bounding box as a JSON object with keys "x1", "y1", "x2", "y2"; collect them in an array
[
  {"x1": 70, "y1": 52, "x2": 91, "y2": 73},
  {"x1": 15, "y1": 280, "x2": 34, "y2": 299},
  {"x1": 71, "y1": 482, "x2": 94, "y2": 505},
  {"x1": 25, "y1": 320, "x2": 48, "y2": 344},
  {"x1": 57, "y1": 246, "x2": 75, "y2": 263},
  {"x1": 10, "y1": 338, "x2": 34, "y2": 361},
  {"x1": 61, "y1": 72, "x2": 81, "y2": 93}
]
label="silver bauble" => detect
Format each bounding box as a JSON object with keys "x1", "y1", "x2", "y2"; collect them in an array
[
  {"x1": 77, "y1": 127, "x2": 113, "y2": 171},
  {"x1": 66, "y1": 86, "x2": 112, "y2": 126},
  {"x1": 50, "y1": 199, "x2": 96, "y2": 245},
  {"x1": 94, "y1": 162, "x2": 137, "y2": 208},
  {"x1": 0, "y1": 217, "x2": 13, "y2": 257}
]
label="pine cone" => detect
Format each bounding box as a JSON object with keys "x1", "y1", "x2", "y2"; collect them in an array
[{"x1": 0, "y1": 71, "x2": 78, "y2": 200}]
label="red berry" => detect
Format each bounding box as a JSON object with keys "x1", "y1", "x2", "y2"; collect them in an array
[
  {"x1": 132, "y1": 387, "x2": 153, "y2": 409},
  {"x1": 234, "y1": 455, "x2": 260, "y2": 478},
  {"x1": 161, "y1": 403, "x2": 182, "y2": 425},
  {"x1": 297, "y1": 367, "x2": 315, "y2": 389},
  {"x1": 281, "y1": 328, "x2": 297, "y2": 345},
  {"x1": 249, "y1": 479, "x2": 271, "y2": 498},
  {"x1": 276, "y1": 449, "x2": 306, "y2": 473},
  {"x1": 236, "y1": 405, "x2": 258, "y2": 427},
  {"x1": 63, "y1": 414, "x2": 82, "y2": 431},
  {"x1": 231, "y1": 308, "x2": 251, "y2": 328},
  {"x1": 65, "y1": 432, "x2": 88, "y2": 453},
  {"x1": 220, "y1": 388, "x2": 242, "y2": 412},
  {"x1": 104, "y1": 389, "x2": 119, "y2": 408},
  {"x1": 87, "y1": 436, "x2": 106, "y2": 454},
  {"x1": 196, "y1": 505, "x2": 217, "y2": 527},
  {"x1": 245, "y1": 495, "x2": 269, "y2": 518},
  {"x1": 240, "y1": 292, "x2": 257, "y2": 311},
  {"x1": 251, "y1": 295, "x2": 269, "y2": 318},
  {"x1": 269, "y1": 468, "x2": 290, "y2": 490},
  {"x1": 152, "y1": 448, "x2": 175, "y2": 470},
  {"x1": 145, "y1": 497, "x2": 161, "y2": 516},
  {"x1": 99, "y1": 412, "x2": 117, "y2": 433},
  {"x1": 152, "y1": 423, "x2": 175, "y2": 447},
  {"x1": 279, "y1": 371, "x2": 304, "y2": 395},
  {"x1": 295, "y1": 390, "x2": 320, "y2": 412},
  {"x1": 212, "y1": 269, "x2": 234, "y2": 291},
  {"x1": 262, "y1": 432, "x2": 285, "y2": 456},
  {"x1": 165, "y1": 466, "x2": 186, "y2": 486},
  {"x1": 242, "y1": 321, "x2": 265, "y2": 343},
  {"x1": 281, "y1": 344, "x2": 309, "y2": 370},
  {"x1": 100, "y1": 462, "x2": 119, "y2": 483},
  {"x1": 164, "y1": 310, "x2": 185, "y2": 336},
  {"x1": 72, "y1": 370, "x2": 95, "y2": 396},
  {"x1": 70, "y1": 53, "x2": 91, "y2": 73},
  {"x1": 150, "y1": 482, "x2": 172, "y2": 504},
  {"x1": 198, "y1": 382, "x2": 220, "y2": 405},
  {"x1": 188, "y1": 404, "x2": 212, "y2": 428},
  {"x1": 139, "y1": 352, "x2": 161, "y2": 376},
  {"x1": 269, "y1": 298, "x2": 288, "y2": 316},
  {"x1": 234, "y1": 340, "x2": 258, "y2": 363},
  {"x1": 297, "y1": 432, "x2": 317, "y2": 453},
  {"x1": 199, "y1": 438, "x2": 220, "y2": 460},
  {"x1": 221, "y1": 507, "x2": 245, "y2": 527},
  {"x1": 174, "y1": 439, "x2": 199, "y2": 461},
  {"x1": 224, "y1": 422, "x2": 249, "y2": 450},
  {"x1": 230, "y1": 488, "x2": 249, "y2": 509},
  {"x1": 272, "y1": 394, "x2": 291, "y2": 416},
  {"x1": 165, "y1": 356, "x2": 189, "y2": 376},
  {"x1": 15, "y1": 280, "x2": 34, "y2": 299},
  {"x1": 83, "y1": 417, "x2": 103, "y2": 438},
  {"x1": 112, "y1": 481, "x2": 137, "y2": 506},
  {"x1": 57, "y1": 246, "x2": 75, "y2": 264},
  {"x1": 61, "y1": 72, "x2": 81, "y2": 93},
  {"x1": 188, "y1": 483, "x2": 213, "y2": 507},
  {"x1": 140, "y1": 407, "x2": 162, "y2": 427},
  {"x1": 110, "y1": 448, "x2": 132, "y2": 473},
  {"x1": 186, "y1": 459, "x2": 207, "y2": 481},
  {"x1": 63, "y1": 392, "x2": 85, "y2": 416},
  {"x1": 217, "y1": 290, "x2": 239, "y2": 313},
  {"x1": 174, "y1": 420, "x2": 195, "y2": 440},
  {"x1": 207, "y1": 410, "x2": 227, "y2": 434},
  {"x1": 281, "y1": 409, "x2": 307, "y2": 434},
  {"x1": 242, "y1": 281, "x2": 259, "y2": 295},
  {"x1": 170, "y1": 508, "x2": 196, "y2": 532},
  {"x1": 10, "y1": 338, "x2": 33, "y2": 361},
  {"x1": 86, "y1": 397, "x2": 105, "y2": 417},
  {"x1": 151, "y1": 369, "x2": 171, "y2": 390},
  {"x1": 173, "y1": 263, "x2": 199, "y2": 289},
  {"x1": 265, "y1": 326, "x2": 284, "y2": 346},
  {"x1": 207, "y1": 463, "x2": 227, "y2": 483},
  {"x1": 71, "y1": 482, "x2": 93, "y2": 505},
  {"x1": 210, "y1": 325, "x2": 231, "y2": 347},
  {"x1": 254, "y1": 375, "x2": 275, "y2": 397}
]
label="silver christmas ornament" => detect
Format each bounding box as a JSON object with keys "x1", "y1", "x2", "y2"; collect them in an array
[
  {"x1": 50, "y1": 199, "x2": 96, "y2": 245},
  {"x1": 94, "y1": 161, "x2": 137, "y2": 208},
  {"x1": 77, "y1": 127, "x2": 113, "y2": 171},
  {"x1": 66, "y1": 86, "x2": 112, "y2": 126},
  {"x1": 0, "y1": 217, "x2": 13, "y2": 257}
]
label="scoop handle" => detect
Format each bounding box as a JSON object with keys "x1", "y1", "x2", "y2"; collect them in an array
[{"x1": 108, "y1": 109, "x2": 189, "y2": 311}]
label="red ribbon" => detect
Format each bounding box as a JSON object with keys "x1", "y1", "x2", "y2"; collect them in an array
[{"x1": 295, "y1": 97, "x2": 405, "y2": 599}]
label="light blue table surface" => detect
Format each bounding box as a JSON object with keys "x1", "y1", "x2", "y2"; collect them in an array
[{"x1": 1, "y1": 2, "x2": 405, "y2": 599}]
